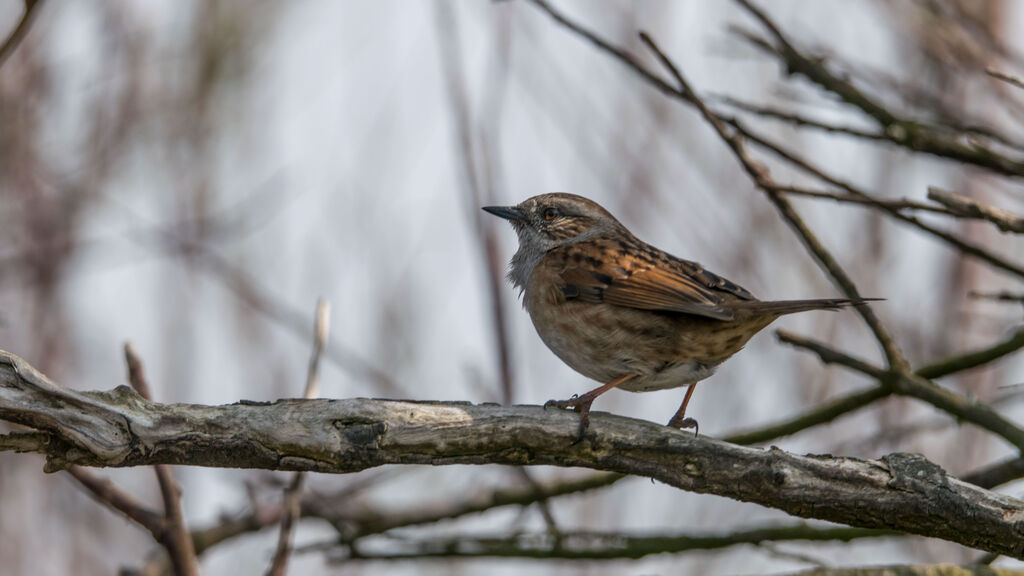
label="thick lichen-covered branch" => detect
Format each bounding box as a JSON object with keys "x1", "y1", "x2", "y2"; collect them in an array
[{"x1": 2, "y1": 350, "x2": 1024, "y2": 559}]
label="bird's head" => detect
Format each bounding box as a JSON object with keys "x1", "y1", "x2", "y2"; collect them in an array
[{"x1": 482, "y1": 193, "x2": 623, "y2": 253}]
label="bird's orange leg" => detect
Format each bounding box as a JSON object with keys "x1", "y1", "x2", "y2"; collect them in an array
[
  {"x1": 667, "y1": 382, "x2": 699, "y2": 434},
  {"x1": 545, "y1": 374, "x2": 637, "y2": 444}
]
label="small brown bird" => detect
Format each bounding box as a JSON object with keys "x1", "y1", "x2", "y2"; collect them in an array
[{"x1": 484, "y1": 193, "x2": 870, "y2": 442}]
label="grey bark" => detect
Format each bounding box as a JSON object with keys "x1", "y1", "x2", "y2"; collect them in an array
[{"x1": 1, "y1": 349, "x2": 1023, "y2": 558}]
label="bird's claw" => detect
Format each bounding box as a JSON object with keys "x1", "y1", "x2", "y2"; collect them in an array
[
  {"x1": 545, "y1": 395, "x2": 595, "y2": 444},
  {"x1": 667, "y1": 416, "x2": 699, "y2": 437},
  {"x1": 543, "y1": 396, "x2": 585, "y2": 412}
]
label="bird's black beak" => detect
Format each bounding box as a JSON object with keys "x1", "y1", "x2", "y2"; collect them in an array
[{"x1": 482, "y1": 205, "x2": 525, "y2": 221}]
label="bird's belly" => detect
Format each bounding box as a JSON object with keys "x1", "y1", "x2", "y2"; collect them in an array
[
  {"x1": 525, "y1": 289, "x2": 715, "y2": 385},
  {"x1": 618, "y1": 361, "x2": 718, "y2": 392}
]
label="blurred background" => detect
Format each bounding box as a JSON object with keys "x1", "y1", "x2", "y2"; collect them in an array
[{"x1": 1, "y1": 0, "x2": 1023, "y2": 574}]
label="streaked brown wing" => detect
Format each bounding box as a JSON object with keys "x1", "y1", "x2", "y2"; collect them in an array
[
  {"x1": 558, "y1": 246, "x2": 753, "y2": 321},
  {"x1": 674, "y1": 258, "x2": 756, "y2": 302}
]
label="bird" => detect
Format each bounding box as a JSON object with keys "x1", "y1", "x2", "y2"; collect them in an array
[{"x1": 483, "y1": 193, "x2": 873, "y2": 443}]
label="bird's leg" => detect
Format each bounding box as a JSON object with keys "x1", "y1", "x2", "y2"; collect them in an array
[
  {"x1": 545, "y1": 374, "x2": 637, "y2": 444},
  {"x1": 667, "y1": 382, "x2": 699, "y2": 434}
]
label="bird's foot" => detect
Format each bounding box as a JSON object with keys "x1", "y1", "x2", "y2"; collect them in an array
[
  {"x1": 544, "y1": 394, "x2": 595, "y2": 445},
  {"x1": 667, "y1": 415, "x2": 699, "y2": 437}
]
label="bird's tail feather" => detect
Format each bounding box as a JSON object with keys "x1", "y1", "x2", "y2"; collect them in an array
[{"x1": 732, "y1": 297, "x2": 882, "y2": 316}]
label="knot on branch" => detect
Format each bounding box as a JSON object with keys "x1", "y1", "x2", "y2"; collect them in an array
[
  {"x1": 883, "y1": 453, "x2": 950, "y2": 492},
  {"x1": 334, "y1": 419, "x2": 388, "y2": 449}
]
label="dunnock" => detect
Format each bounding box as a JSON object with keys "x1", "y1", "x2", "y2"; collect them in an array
[{"x1": 484, "y1": 193, "x2": 871, "y2": 442}]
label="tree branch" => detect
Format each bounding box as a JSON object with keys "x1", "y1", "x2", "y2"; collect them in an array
[
  {"x1": 776, "y1": 331, "x2": 1024, "y2": 451},
  {"x1": 733, "y1": 0, "x2": 1024, "y2": 178},
  {"x1": 267, "y1": 299, "x2": 330, "y2": 576},
  {"x1": 318, "y1": 523, "x2": 893, "y2": 561},
  {"x1": 2, "y1": 350, "x2": 1024, "y2": 558},
  {"x1": 723, "y1": 386, "x2": 892, "y2": 446},
  {"x1": 731, "y1": 119, "x2": 1024, "y2": 280},
  {"x1": 927, "y1": 187, "x2": 1024, "y2": 234},
  {"x1": 987, "y1": 67, "x2": 1024, "y2": 91},
  {"x1": 916, "y1": 328, "x2": 1024, "y2": 380},
  {"x1": 122, "y1": 343, "x2": 198, "y2": 576},
  {"x1": 0, "y1": 0, "x2": 44, "y2": 68},
  {"x1": 780, "y1": 566, "x2": 1024, "y2": 576},
  {"x1": 67, "y1": 466, "x2": 164, "y2": 532},
  {"x1": 773, "y1": 185, "x2": 955, "y2": 216},
  {"x1": 970, "y1": 291, "x2": 1024, "y2": 305}
]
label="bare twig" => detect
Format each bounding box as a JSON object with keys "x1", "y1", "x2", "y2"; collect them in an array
[
  {"x1": 180, "y1": 244, "x2": 396, "y2": 393},
  {"x1": 436, "y1": 1, "x2": 515, "y2": 404},
  {"x1": 780, "y1": 565, "x2": 1024, "y2": 576},
  {"x1": 67, "y1": 466, "x2": 164, "y2": 533},
  {"x1": 152, "y1": 466, "x2": 197, "y2": 576},
  {"x1": 724, "y1": 386, "x2": 892, "y2": 445},
  {"x1": 927, "y1": 187, "x2": 1024, "y2": 234},
  {"x1": 124, "y1": 343, "x2": 153, "y2": 400},
  {"x1": 182, "y1": 470, "x2": 621, "y2": 565},
  {"x1": 267, "y1": 299, "x2": 330, "y2": 576},
  {"x1": 776, "y1": 330, "x2": 1024, "y2": 451},
  {"x1": 320, "y1": 523, "x2": 893, "y2": 561},
  {"x1": 963, "y1": 455, "x2": 1024, "y2": 490},
  {"x1": 987, "y1": 67, "x2": 1024, "y2": 91},
  {"x1": 774, "y1": 185, "x2": 955, "y2": 216},
  {"x1": 969, "y1": 291, "x2": 1024, "y2": 304},
  {"x1": 718, "y1": 96, "x2": 887, "y2": 142},
  {"x1": 733, "y1": 0, "x2": 1024, "y2": 178},
  {"x1": 916, "y1": 328, "x2": 1024, "y2": 379},
  {"x1": 302, "y1": 299, "x2": 330, "y2": 400},
  {"x1": 732, "y1": 119, "x2": 1024, "y2": 279},
  {"x1": 122, "y1": 344, "x2": 198, "y2": 576},
  {"x1": 512, "y1": 467, "x2": 561, "y2": 538},
  {"x1": 0, "y1": 0, "x2": 44, "y2": 68}
]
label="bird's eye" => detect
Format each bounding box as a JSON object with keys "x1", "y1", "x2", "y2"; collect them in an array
[{"x1": 543, "y1": 207, "x2": 560, "y2": 221}]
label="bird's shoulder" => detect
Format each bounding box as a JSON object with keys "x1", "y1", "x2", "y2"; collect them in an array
[{"x1": 537, "y1": 234, "x2": 756, "y2": 320}]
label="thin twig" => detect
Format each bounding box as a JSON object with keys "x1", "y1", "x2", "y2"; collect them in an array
[
  {"x1": 267, "y1": 299, "x2": 330, "y2": 576},
  {"x1": 67, "y1": 466, "x2": 164, "y2": 533},
  {"x1": 916, "y1": 328, "x2": 1024, "y2": 379},
  {"x1": 123, "y1": 342, "x2": 153, "y2": 400},
  {"x1": 319, "y1": 524, "x2": 894, "y2": 561},
  {"x1": 927, "y1": 187, "x2": 1024, "y2": 234},
  {"x1": 123, "y1": 343, "x2": 198, "y2": 576},
  {"x1": 179, "y1": 243, "x2": 396, "y2": 393},
  {"x1": 987, "y1": 67, "x2": 1024, "y2": 91},
  {"x1": 777, "y1": 330, "x2": 1024, "y2": 451},
  {"x1": 513, "y1": 468, "x2": 561, "y2": 539},
  {"x1": 718, "y1": 96, "x2": 888, "y2": 142},
  {"x1": 775, "y1": 330, "x2": 889, "y2": 380},
  {"x1": 436, "y1": 1, "x2": 515, "y2": 404},
  {"x1": 969, "y1": 291, "x2": 1024, "y2": 304},
  {"x1": 732, "y1": 119, "x2": 1024, "y2": 279},
  {"x1": 962, "y1": 455, "x2": 1024, "y2": 489},
  {"x1": 733, "y1": 0, "x2": 1024, "y2": 178},
  {"x1": 780, "y1": 565, "x2": 1024, "y2": 576},
  {"x1": 0, "y1": 0, "x2": 44, "y2": 68},
  {"x1": 724, "y1": 386, "x2": 892, "y2": 445},
  {"x1": 774, "y1": 185, "x2": 961, "y2": 216}
]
